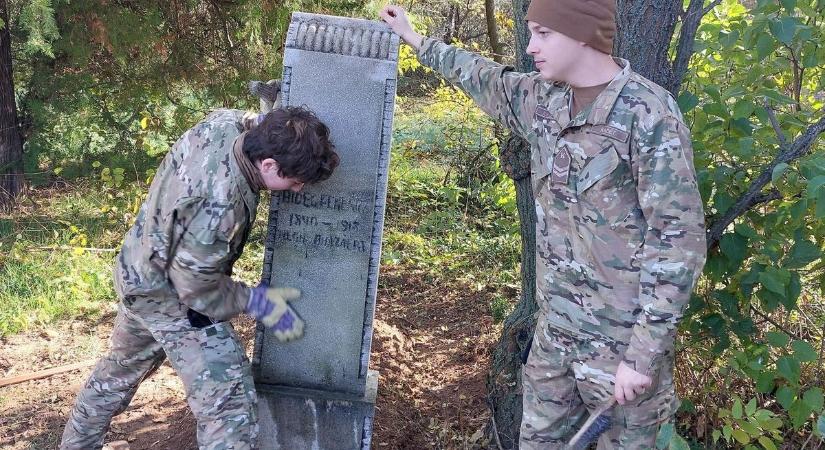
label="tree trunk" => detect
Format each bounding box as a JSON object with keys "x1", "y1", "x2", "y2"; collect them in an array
[
  {"x1": 614, "y1": 0, "x2": 681, "y2": 91},
  {"x1": 0, "y1": 0, "x2": 24, "y2": 212},
  {"x1": 444, "y1": 4, "x2": 458, "y2": 44},
  {"x1": 485, "y1": 0, "x2": 536, "y2": 447},
  {"x1": 487, "y1": 1, "x2": 699, "y2": 447},
  {"x1": 484, "y1": 0, "x2": 504, "y2": 63},
  {"x1": 487, "y1": 135, "x2": 536, "y2": 449}
]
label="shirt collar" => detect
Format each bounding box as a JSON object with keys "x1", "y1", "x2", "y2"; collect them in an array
[{"x1": 566, "y1": 57, "x2": 633, "y2": 127}]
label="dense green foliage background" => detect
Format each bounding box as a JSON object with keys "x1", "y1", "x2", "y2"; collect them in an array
[{"x1": 1, "y1": 0, "x2": 824, "y2": 448}]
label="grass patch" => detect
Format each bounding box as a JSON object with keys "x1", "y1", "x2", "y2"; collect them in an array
[
  {"x1": 0, "y1": 253, "x2": 115, "y2": 335},
  {"x1": 0, "y1": 180, "x2": 136, "y2": 335}
]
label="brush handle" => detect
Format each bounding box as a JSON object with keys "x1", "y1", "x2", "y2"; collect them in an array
[{"x1": 566, "y1": 398, "x2": 617, "y2": 449}]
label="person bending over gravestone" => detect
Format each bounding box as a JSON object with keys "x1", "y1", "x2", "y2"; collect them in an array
[
  {"x1": 382, "y1": 1, "x2": 707, "y2": 449},
  {"x1": 59, "y1": 99, "x2": 340, "y2": 449}
]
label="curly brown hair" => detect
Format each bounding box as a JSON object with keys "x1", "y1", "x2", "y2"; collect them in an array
[{"x1": 243, "y1": 106, "x2": 340, "y2": 184}]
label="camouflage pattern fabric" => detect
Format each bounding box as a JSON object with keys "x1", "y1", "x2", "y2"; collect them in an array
[
  {"x1": 520, "y1": 314, "x2": 678, "y2": 449},
  {"x1": 417, "y1": 38, "x2": 706, "y2": 447},
  {"x1": 113, "y1": 108, "x2": 261, "y2": 321},
  {"x1": 60, "y1": 303, "x2": 257, "y2": 450},
  {"x1": 61, "y1": 109, "x2": 264, "y2": 449}
]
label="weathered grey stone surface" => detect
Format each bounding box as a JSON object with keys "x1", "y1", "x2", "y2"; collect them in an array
[
  {"x1": 253, "y1": 13, "x2": 397, "y2": 449},
  {"x1": 256, "y1": 370, "x2": 379, "y2": 450}
]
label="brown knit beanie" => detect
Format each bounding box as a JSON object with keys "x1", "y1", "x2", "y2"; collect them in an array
[{"x1": 525, "y1": 0, "x2": 616, "y2": 54}]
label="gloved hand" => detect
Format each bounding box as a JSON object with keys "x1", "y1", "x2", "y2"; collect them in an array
[
  {"x1": 240, "y1": 111, "x2": 262, "y2": 131},
  {"x1": 248, "y1": 79, "x2": 282, "y2": 114},
  {"x1": 245, "y1": 283, "x2": 304, "y2": 342}
]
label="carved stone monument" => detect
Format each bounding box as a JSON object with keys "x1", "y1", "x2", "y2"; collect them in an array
[{"x1": 252, "y1": 12, "x2": 399, "y2": 450}]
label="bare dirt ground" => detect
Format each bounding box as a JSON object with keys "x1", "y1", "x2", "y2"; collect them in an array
[{"x1": 0, "y1": 265, "x2": 500, "y2": 450}]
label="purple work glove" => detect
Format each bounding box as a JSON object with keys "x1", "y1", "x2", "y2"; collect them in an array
[{"x1": 245, "y1": 283, "x2": 304, "y2": 342}]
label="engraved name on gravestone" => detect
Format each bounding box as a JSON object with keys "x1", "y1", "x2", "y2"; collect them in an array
[{"x1": 254, "y1": 12, "x2": 398, "y2": 398}]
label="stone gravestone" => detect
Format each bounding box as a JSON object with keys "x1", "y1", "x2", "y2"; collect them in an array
[{"x1": 252, "y1": 12, "x2": 399, "y2": 450}]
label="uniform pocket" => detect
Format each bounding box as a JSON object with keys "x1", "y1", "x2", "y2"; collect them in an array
[
  {"x1": 608, "y1": 206, "x2": 645, "y2": 243},
  {"x1": 201, "y1": 322, "x2": 246, "y2": 383},
  {"x1": 621, "y1": 355, "x2": 680, "y2": 429},
  {"x1": 576, "y1": 144, "x2": 620, "y2": 194}
]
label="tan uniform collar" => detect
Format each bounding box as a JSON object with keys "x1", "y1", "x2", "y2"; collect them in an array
[{"x1": 564, "y1": 57, "x2": 633, "y2": 127}]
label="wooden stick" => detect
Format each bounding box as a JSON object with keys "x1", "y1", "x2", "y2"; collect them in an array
[
  {"x1": 490, "y1": 411, "x2": 505, "y2": 450},
  {"x1": 0, "y1": 360, "x2": 96, "y2": 388}
]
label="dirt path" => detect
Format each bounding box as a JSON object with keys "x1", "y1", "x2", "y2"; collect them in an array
[{"x1": 0, "y1": 265, "x2": 500, "y2": 449}]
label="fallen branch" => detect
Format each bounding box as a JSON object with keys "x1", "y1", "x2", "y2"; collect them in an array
[
  {"x1": 486, "y1": 396, "x2": 506, "y2": 450},
  {"x1": 0, "y1": 360, "x2": 96, "y2": 388},
  {"x1": 30, "y1": 246, "x2": 118, "y2": 253}
]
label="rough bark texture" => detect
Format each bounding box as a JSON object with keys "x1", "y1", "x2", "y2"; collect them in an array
[
  {"x1": 487, "y1": 134, "x2": 536, "y2": 449},
  {"x1": 614, "y1": 0, "x2": 681, "y2": 92},
  {"x1": 0, "y1": 0, "x2": 24, "y2": 212},
  {"x1": 485, "y1": 0, "x2": 536, "y2": 447},
  {"x1": 484, "y1": 0, "x2": 504, "y2": 63}
]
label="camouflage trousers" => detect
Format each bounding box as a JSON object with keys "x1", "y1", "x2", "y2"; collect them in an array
[
  {"x1": 60, "y1": 300, "x2": 257, "y2": 450},
  {"x1": 520, "y1": 314, "x2": 679, "y2": 450}
]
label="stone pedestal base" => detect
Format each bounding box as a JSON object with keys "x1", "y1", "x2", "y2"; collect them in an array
[{"x1": 256, "y1": 370, "x2": 378, "y2": 450}]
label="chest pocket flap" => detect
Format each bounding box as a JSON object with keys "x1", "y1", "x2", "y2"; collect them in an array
[
  {"x1": 531, "y1": 105, "x2": 560, "y2": 181},
  {"x1": 576, "y1": 144, "x2": 620, "y2": 194}
]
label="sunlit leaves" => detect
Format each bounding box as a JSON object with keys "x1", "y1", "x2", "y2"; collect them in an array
[{"x1": 768, "y1": 16, "x2": 799, "y2": 44}]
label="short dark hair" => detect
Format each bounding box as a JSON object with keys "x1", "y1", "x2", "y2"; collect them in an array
[{"x1": 243, "y1": 106, "x2": 339, "y2": 184}]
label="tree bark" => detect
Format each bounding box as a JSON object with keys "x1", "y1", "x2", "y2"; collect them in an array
[
  {"x1": 485, "y1": 0, "x2": 536, "y2": 447},
  {"x1": 0, "y1": 0, "x2": 24, "y2": 212},
  {"x1": 614, "y1": 0, "x2": 681, "y2": 91},
  {"x1": 484, "y1": 0, "x2": 504, "y2": 63},
  {"x1": 487, "y1": 134, "x2": 536, "y2": 449},
  {"x1": 444, "y1": 4, "x2": 458, "y2": 44}
]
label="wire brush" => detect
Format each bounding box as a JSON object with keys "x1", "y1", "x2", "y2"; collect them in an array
[{"x1": 566, "y1": 398, "x2": 616, "y2": 450}]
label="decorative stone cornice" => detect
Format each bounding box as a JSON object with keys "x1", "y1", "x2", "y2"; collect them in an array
[{"x1": 285, "y1": 12, "x2": 399, "y2": 61}]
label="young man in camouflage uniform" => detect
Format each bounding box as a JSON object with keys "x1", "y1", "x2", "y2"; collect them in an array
[
  {"x1": 382, "y1": 1, "x2": 706, "y2": 448},
  {"x1": 59, "y1": 101, "x2": 339, "y2": 450}
]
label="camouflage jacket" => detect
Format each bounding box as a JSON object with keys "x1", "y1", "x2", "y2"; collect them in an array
[
  {"x1": 114, "y1": 109, "x2": 261, "y2": 321},
  {"x1": 418, "y1": 38, "x2": 707, "y2": 373}
]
